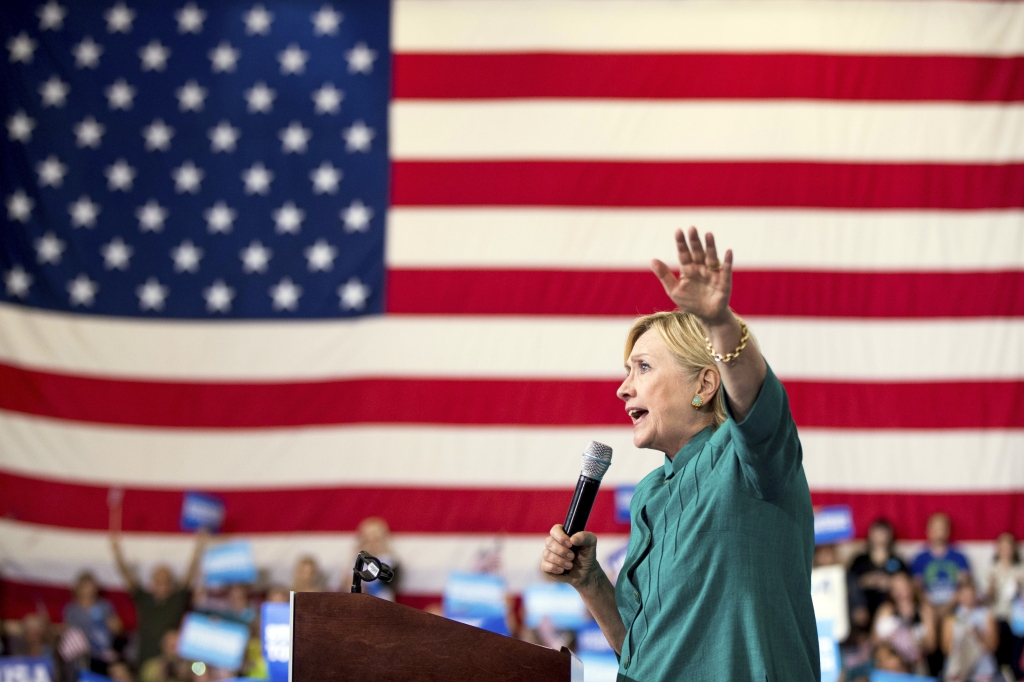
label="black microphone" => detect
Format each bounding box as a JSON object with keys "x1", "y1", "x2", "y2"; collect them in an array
[{"x1": 563, "y1": 441, "x2": 613, "y2": 538}]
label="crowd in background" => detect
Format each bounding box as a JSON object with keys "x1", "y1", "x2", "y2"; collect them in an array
[{"x1": 1, "y1": 508, "x2": 1021, "y2": 682}]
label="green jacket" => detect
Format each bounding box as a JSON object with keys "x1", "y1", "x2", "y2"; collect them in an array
[{"x1": 615, "y1": 366, "x2": 819, "y2": 681}]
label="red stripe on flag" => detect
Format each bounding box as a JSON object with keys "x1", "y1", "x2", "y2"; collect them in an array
[
  {"x1": 391, "y1": 161, "x2": 1024, "y2": 209},
  {"x1": 2, "y1": 472, "x2": 1022, "y2": 540},
  {"x1": 1, "y1": 363, "x2": 1023, "y2": 428},
  {"x1": 394, "y1": 53, "x2": 1024, "y2": 102},
  {"x1": 387, "y1": 269, "x2": 1024, "y2": 318}
]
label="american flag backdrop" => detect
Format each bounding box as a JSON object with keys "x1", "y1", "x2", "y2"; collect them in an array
[{"x1": 1, "y1": 0, "x2": 1024, "y2": 620}]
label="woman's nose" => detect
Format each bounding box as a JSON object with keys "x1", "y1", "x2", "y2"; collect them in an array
[{"x1": 617, "y1": 376, "x2": 633, "y2": 401}]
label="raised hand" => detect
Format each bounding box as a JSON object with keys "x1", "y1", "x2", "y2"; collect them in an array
[{"x1": 651, "y1": 227, "x2": 732, "y2": 325}]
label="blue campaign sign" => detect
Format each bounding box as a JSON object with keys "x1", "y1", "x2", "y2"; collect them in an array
[
  {"x1": 1011, "y1": 598, "x2": 1024, "y2": 636},
  {"x1": 614, "y1": 486, "x2": 634, "y2": 524},
  {"x1": 443, "y1": 572, "x2": 507, "y2": 619},
  {"x1": 870, "y1": 672, "x2": 938, "y2": 682},
  {"x1": 578, "y1": 653, "x2": 620, "y2": 682},
  {"x1": 177, "y1": 613, "x2": 250, "y2": 671},
  {"x1": 261, "y1": 601, "x2": 291, "y2": 682},
  {"x1": 0, "y1": 657, "x2": 54, "y2": 682},
  {"x1": 449, "y1": 615, "x2": 511, "y2": 637},
  {"x1": 180, "y1": 491, "x2": 225, "y2": 532},
  {"x1": 814, "y1": 505, "x2": 855, "y2": 545},
  {"x1": 575, "y1": 624, "x2": 614, "y2": 654},
  {"x1": 78, "y1": 673, "x2": 114, "y2": 682},
  {"x1": 202, "y1": 540, "x2": 258, "y2": 586},
  {"x1": 522, "y1": 583, "x2": 589, "y2": 630}
]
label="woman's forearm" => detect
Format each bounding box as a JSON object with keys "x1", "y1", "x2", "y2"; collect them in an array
[
  {"x1": 576, "y1": 566, "x2": 626, "y2": 655},
  {"x1": 703, "y1": 313, "x2": 767, "y2": 422}
]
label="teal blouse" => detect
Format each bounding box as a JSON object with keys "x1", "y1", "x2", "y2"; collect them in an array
[{"x1": 614, "y1": 366, "x2": 819, "y2": 682}]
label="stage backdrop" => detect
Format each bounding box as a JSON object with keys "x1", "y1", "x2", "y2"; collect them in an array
[{"x1": 1, "y1": 0, "x2": 1023, "y2": 618}]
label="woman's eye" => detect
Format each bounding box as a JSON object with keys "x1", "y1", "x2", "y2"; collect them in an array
[{"x1": 640, "y1": 362, "x2": 650, "y2": 372}]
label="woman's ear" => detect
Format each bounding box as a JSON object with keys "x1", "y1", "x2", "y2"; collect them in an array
[{"x1": 697, "y1": 367, "x2": 721, "y2": 400}]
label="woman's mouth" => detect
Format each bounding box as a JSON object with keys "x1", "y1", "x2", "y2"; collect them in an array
[{"x1": 628, "y1": 408, "x2": 648, "y2": 425}]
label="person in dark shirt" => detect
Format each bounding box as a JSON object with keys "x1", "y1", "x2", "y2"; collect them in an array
[
  {"x1": 849, "y1": 519, "x2": 909, "y2": 621},
  {"x1": 109, "y1": 499, "x2": 207, "y2": 666}
]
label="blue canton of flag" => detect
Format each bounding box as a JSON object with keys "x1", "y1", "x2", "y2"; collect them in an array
[{"x1": 1, "y1": 0, "x2": 388, "y2": 318}]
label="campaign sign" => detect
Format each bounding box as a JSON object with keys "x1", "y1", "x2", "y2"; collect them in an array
[
  {"x1": 180, "y1": 492, "x2": 225, "y2": 532},
  {"x1": 814, "y1": 505, "x2": 855, "y2": 545},
  {"x1": 1011, "y1": 598, "x2": 1024, "y2": 636},
  {"x1": 869, "y1": 672, "x2": 937, "y2": 682},
  {"x1": 449, "y1": 615, "x2": 511, "y2": 637},
  {"x1": 177, "y1": 613, "x2": 250, "y2": 671},
  {"x1": 0, "y1": 657, "x2": 54, "y2": 682},
  {"x1": 817, "y1": 620, "x2": 841, "y2": 682},
  {"x1": 614, "y1": 486, "x2": 635, "y2": 525},
  {"x1": 261, "y1": 602, "x2": 290, "y2": 682},
  {"x1": 202, "y1": 540, "x2": 258, "y2": 586},
  {"x1": 443, "y1": 572, "x2": 507, "y2": 619},
  {"x1": 811, "y1": 566, "x2": 850, "y2": 642},
  {"x1": 578, "y1": 653, "x2": 619, "y2": 682},
  {"x1": 575, "y1": 624, "x2": 614, "y2": 654},
  {"x1": 523, "y1": 583, "x2": 589, "y2": 630},
  {"x1": 78, "y1": 673, "x2": 114, "y2": 682}
]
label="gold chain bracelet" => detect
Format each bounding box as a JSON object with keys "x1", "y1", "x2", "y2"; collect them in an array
[{"x1": 705, "y1": 314, "x2": 750, "y2": 364}]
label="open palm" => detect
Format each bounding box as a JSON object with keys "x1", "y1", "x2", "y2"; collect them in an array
[{"x1": 651, "y1": 227, "x2": 732, "y2": 325}]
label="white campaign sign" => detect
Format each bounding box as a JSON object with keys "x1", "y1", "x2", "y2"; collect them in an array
[{"x1": 811, "y1": 565, "x2": 850, "y2": 642}]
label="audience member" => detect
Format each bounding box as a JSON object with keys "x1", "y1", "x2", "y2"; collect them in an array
[
  {"x1": 62, "y1": 571, "x2": 123, "y2": 673},
  {"x1": 5, "y1": 612, "x2": 54, "y2": 658},
  {"x1": 265, "y1": 585, "x2": 290, "y2": 603},
  {"x1": 911, "y1": 512, "x2": 971, "y2": 611},
  {"x1": 872, "y1": 571, "x2": 937, "y2": 676},
  {"x1": 941, "y1": 577, "x2": 999, "y2": 682},
  {"x1": 138, "y1": 630, "x2": 190, "y2": 682},
  {"x1": 986, "y1": 532, "x2": 1023, "y2": 678},
  {"x1": 108, "y1": 661, "x2": 136, "y2": 682},
  {"x1": 874, "y1": 640, "x2": 914, "y2": 674},
  {"x1": 291, "y1": 555, "x2": 325, "y2": 593},
  {"x1": 342, "y1": 517, "x2": 402, "y2": 599},
  {"x1": 109, "y1": 500, "x2": 207, "y2": 666},
  {"x1": 849, "y1": 519, "x2": 909, "y2": 621}
]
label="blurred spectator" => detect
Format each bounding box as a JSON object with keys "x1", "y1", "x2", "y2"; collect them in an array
[
  {"x1": 911, "y1": 512, "x2": 971, "y2": 611},
  {"x1": 291, "y1": 555, "x2": 325, "y2": 593},
  {"x1": 265, "y1": 585, "x2": 290, "y2": 603},
  {"x1": 62, "y1": 570, "x2": 123, "y2": 673},
  {"x1": 108, "y1": 661, "x2": 135, "y2": 682},
  {"x1": 341, "y1": 518, "x2": 402, "y2": 599},
  {"x1": 940, "y1": 577, "x2": 999, "y2": 682},
  {"x1": 138, "y1": 630, "x2": 190, "y2": 682},
  {"x1": 194, "y1": 584, "x2": 256, "y2": 625},
  {"x1": 874, "y1": 640, "x2": 914, "y2": 675},
  {"x1": 985, "y1": 532, "x2": 1023, "y2": 678},
  {"x1": 110, "y1": 500, "x2": 207, "y2": 665},
  {"x1": 872, "y1": 571, "x2": 937, "y2": 676},
  {"x1": 6, "y1": 612, "x2": 54, "y2": 658},
  {"x1": 849, "y1": 519, "x2": 909, "y2": 620}
]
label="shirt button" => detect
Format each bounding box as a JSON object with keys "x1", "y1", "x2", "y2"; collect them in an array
[
  {"x1": 623, "y1": 654, "x2": 630, "y2": 668},
  {"x1": 633, "y1": 590, "x2": 640, "y2": 602}
]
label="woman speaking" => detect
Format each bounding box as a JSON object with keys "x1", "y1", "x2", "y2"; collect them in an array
[{"x1": 541, "y1": 228, "x2": 819, "y2": 681}]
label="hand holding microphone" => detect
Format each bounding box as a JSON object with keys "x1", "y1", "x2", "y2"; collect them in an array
[{"x1": 540, "y1": 442, "x2": 612, "y2": 588}]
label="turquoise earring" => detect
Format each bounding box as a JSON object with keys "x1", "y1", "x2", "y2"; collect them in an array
[{"x1": 691, "y1": 395, "x2": 704, "y2": 410}]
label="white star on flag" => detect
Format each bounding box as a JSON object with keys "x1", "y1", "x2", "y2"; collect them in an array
[
  {"x1": 171, "y1": 239, "x2": 204, "y2": 273},
  {"x1": 4, "y1": 265, "x2": 33, "y2": 299},
  {"x1": 273, "y1": 201, "x2": 305, "y2": 234},
  {"x1": 270, "y1": 277, "x2": 301, "y2": 311},
  {"x1": 68, "y1": 195, "x2": 101, "y2": 227},
  {"x1": 68, "y1": 273, "x2": 99, "y2": 307},
  {"x1": 176, "y1": 2, "x2": 206, "y2": 33},
  {"x1": 244, "y1": 81, "x2": 276, "y2": 113},
  {"x1": 204, "y1": 280, "x2": 235, "y2": 313},
  {"x1": 37, "y1": 155, "x2": 69, "y2": 188},
  {"x1": 105, "y1": 2, "x2": 135, "y2": 33},
  {"x1": 137, "y1": 277, "x2": 169, "y2": 311},
  {"x1": 74, "y1": 116, "x2": 105, "y2": 148},
  {"x1": 105, "y1": 159, "x2": 137, "y2": 192},
  {"x1": 304, "y1": 238, "x2": 338, "y2": 272},
  {"x1": 311, "y1": 83, "x2": 343, "y2": 115},
  {"x1": 204, "y1": 201, "x2": 236, "y2": 233},
  {"x1": 172, "y1": 160, "x2": 204, "y2": 194},
  {"x1": 243, "y1": 4, "x2": 273, "y2": 35},
  {"x1": 278, "y1": 44, "x2": 309, "y2": 75},
  {"x1": 136, "y1": 200, "x2": 168, "y2": 232},
  {"x1": 341, "y1": 199, "x2": 373, "y2": 232},
  {"x1": 279, "y1": 121, "x2": 311, "y2": 153},
  {"x1": 142, "y1": 119, "x2": 175, "y2": 151},
  {"x1": 100, "y1": 237, "x2": 133, "y2": 270},
  {"x1": 35, "y1": 232, "x2": 65, "y2": 264},
  {"x1": 338, "y1": 277, "x2": 370, "y2": 311},
  {"x1": 242, "y1": 162, "x2": 274, "y2": 195},
  {"x1": 72, "y1": 36, "x2": 103, "y2": 69},
  {"x1": 177, "y1": 80, "x2": 208, "y2": 111},
  {"x1": 209, "y1": 41, "x2": 240, "y2": 73},
  {"x1": 208, "y1": 120, "x2": 240, "y2": 152},
  {"x1": 345, "y1": 42, "x2": 377, "y2": 74},
  {"x1": 139, "y1": 39, "x2": 171, "y2": 71},
  {"x1": 39, "y1": 75, "x2": 70, "y2": 107},
  {"x1": 6, "y1": 189, "x2": 34, "y2": 223},
  {"x1": 8, "y1": 32, "x2": 38, "y2": 63},
  {"x1": 7, "y1": 111, "x2": 36, "y2": 143},
  {"x1": 311, "y1": 4, "x2": 342, "y2": 36},
  {"x1": 310, "y1": 161, "x2": 341, "y2": 195},
  {"x1": 343, "y1": 120, "x2": 374, "y2": 152},
  {"x1": 37, "y1": 2, "x2": 67, "y2": 31},
  {"x1": 105, "y1": 79, "x2": 136, "y2": 110},
  {"x1": 240, "y1": 240, "x2": 273, "y2": 273}
]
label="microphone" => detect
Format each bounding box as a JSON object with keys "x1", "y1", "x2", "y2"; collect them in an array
[{"x1": 563, "y1": 441, "x2": 613, "y2": 538}]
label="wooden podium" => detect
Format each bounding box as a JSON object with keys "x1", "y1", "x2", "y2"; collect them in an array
[{"x1": 289, "y1": 592, "x2": 583, "y2": 681}]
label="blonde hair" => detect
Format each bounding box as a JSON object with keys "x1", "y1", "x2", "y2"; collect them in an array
[{"x1": 624, "y1": 311, "x2": 727, "y2": 427}]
